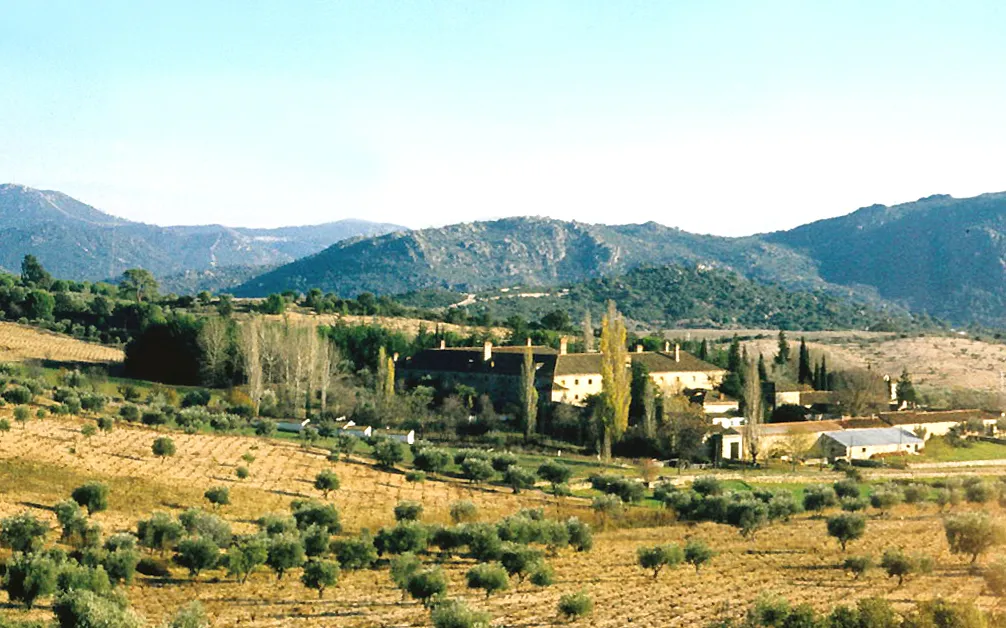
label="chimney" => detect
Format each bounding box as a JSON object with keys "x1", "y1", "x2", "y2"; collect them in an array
[
  {"x1": 483, "y1": 340, "x2": 493, "y2": 362},
  {"x1": 635, "y1": 345, "x2": 643, "y2": 353},
  {"x1": 439, "y1": 339, "x2": 446, "y2": 350},
  {"x1": 663, "y1": 341, "x2": 670, "y2": 352},
  {"x1": 674, "y1": 343, "x2": 680, "y2": 363},
  {"x1": 526, "y1": 337, "x2": 532, "y2": 347},
  {"x1": 559, "y1": 337, "x2": 568, "y2": 356}
]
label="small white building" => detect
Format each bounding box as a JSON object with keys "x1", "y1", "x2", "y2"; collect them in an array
[{"x1": 819, "y1": 427, "x2": 924, "y2": 461}]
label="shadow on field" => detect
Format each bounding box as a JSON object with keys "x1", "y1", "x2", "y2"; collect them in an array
[
  {"x1": 19, "y1": 501, "x2": 53, "y2": 511},
  {"x1": 269, "y1": 488, "x2": 310, "y2": 499},
  {"x1": 108, "y1": 452, "x2": 145, "y2": 462}
]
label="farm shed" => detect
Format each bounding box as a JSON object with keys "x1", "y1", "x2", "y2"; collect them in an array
[
  {"x1": 277, "y1": 419, "x2": 311, "y2": 434},
  {"x1": 819, "y1": 427, "x2": 924, "y2": 461}
]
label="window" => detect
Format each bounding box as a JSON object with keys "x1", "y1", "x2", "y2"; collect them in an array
[
  {"x1": 588, "y1": 379, "x2": 592, "y2": 385},
  {"x1": 574, "y1": 379, "x2": 579, "y2": 385},
  {"x1": 861, "y1": 448, "x2": 866, "y2": 453},
  {"x1": 574, "y1": 394, "x2": 579, "y2": 400}
]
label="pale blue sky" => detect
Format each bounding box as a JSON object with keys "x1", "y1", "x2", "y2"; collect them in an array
[{"x1": 2, "y1": 1, "x2": 1005, "y2": 235}]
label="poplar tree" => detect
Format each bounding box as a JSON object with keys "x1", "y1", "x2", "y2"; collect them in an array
[
  {"x1": 743, "y1": 360, "x2": 762, "y2": 464},
  {"x1": 581, "y1": 311, "x2": 594, "y2": 353},
  {"x1": 520, "y1": 344, "x2": 538, "y2": 442},
  {"x1": 600, "y1": 301, "x2": 630, "y2": 461}
]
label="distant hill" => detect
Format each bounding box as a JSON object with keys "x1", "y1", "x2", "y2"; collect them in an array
[
  {"x1": 0, "y1": 184, "x2": 404, "y2": 289},
  {"x1": 235, "y1": 216, "x2": 835, "y2": 299},
  {"x1": 236, "y1": 192, "x2": 1006, "y2": 326},
  {"x1": 435, "y1": 265, "x2": 916, "y2": 331}
]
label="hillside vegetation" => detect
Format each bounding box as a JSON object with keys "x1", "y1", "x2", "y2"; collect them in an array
[{"x1": 237, "y1": 192, "x2": 1006, "y2": 327}]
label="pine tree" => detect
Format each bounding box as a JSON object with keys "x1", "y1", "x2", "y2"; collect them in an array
[
  {"x1": 520, "y1": 344, "x2": 539, "y2": 442},
  {"x1": 600, "y1": 301, "x2": 630, "y2": 461},
  {"x1": 798, "y1": 338, "x2": 812, "y2": 385},
  {"x1": 775, "y1": 330, "x2": 790, "y2": 366}
]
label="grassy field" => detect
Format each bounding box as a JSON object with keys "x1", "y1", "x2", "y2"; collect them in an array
[
  {"x1": 916, "y1": 436, "x2": 1006, "y2": 462},
  {"x1": 0, "y1": 408, "x2": 1004, "y2": 626}
]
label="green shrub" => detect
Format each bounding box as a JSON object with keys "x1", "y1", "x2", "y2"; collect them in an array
[
  {"x1": 843, "y1": 555, "x2": 872, "y2": 579},
  {"x1": 174, "y1": 536, "x2": 220, "y2": 578},
  {"x1": 332, "y1": 535, "x2": 378, "y2": 570},
  {"x1": 449, "y1": 501, "x2": 478, "y2": 524},
  {"x1": 826, "y1": 513, "x2": 867, "y2": 551},
  {"x1": 558, "y1": 590, "x2": 593, "y2": 620},
  {"x1": 71, "y1": 482, "x2": 109, "y2": 515},
  {"x1": 637, "y1": 544, "x2": 683, "y2": 580},
  {"x1": 301, "y1": 559, "x2": 339, "y2": 598},
  {"x1": 394, "y1": 500, "x2": 423, "y2": 522},
  {"x1": 465, "y1": 562, "x2": 509, "y2": 599},
  {"x1": 314, "y1": 469, "x2": 340, "y2": 497},
  {"x1": 407, "y1": 567, "x2": 448, "y2": 608},
  {"x1": 684, "y1": 540, "x2": 715, "y2": 573}
]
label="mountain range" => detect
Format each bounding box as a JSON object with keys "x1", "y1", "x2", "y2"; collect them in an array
[
  {"x1": 6, "y1": 183, "x2": 1006, "y2": 327},
  {"x1": 234, "y1": 192, "x2": 1006, "y2": 327},
  {"x1": 0, "y1": 184, "x2": 404, "y2": 293}
]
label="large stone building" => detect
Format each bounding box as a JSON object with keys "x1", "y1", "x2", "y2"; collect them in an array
[{"x1": 398, "y1": 339, "x2": 727, "y2": 408}]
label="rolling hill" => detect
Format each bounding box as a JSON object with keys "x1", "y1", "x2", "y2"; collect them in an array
[{"x1": 0, "y1": 184, "x2": 404, "y2": 289}]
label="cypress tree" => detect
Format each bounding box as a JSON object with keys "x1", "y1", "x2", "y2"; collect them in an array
[
  {"x1": 757, "y1": 353, "x2": 768, "y2": 383},
  {"x1": 727, "y1": 335, "x2": 742, "y2": 374},
  {"x1": 798, "y1": 338, "x2": 812, "y2": 385},
  {"x1": 775, "y1": 330, "x2": 790, "y2": 366},
  {"x1": 698, "y1": 339, "x2": 709, "y2": 361}
]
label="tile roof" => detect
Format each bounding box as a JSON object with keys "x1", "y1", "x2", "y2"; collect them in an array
[
  {"x1": 879, "y1": 410, "x2": 1001, "y2": 425},
  {"x1": 553, "y1": 350, "x2": 726, "y2": 376},
  {"x1": 401, "y1": 347, "x2": 556, "y2": 378},
  {"x1": 822, "y1": 427, "x2": 923, "y2": 448}
]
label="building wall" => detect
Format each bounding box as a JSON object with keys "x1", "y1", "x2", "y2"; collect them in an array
[
  {"x1": 552, "y1": 373, "x2": 603, "y2": 405},
  {"x1": 775, "y1": 391, "x2": 802, "y2": 407},
  {"x1": 652, "y1": 370, "x2": 723, "y2": 395},
  {"x1": 823, "y1": 439, "x2": 922, "y2": 460}
]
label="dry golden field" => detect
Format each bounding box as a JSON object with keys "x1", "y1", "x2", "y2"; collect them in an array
[
  {"x1": 0, "y1": 321, "x2": 123, "y2": 365},
  {"x1": 263, "y1": 311, "x2": 510, "y2": 341},
  {"x1": 0, "y1": 410, "x2": 1003, "y2": 626}
]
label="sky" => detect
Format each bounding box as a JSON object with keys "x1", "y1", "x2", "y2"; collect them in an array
[{"x1": 2, "y1": 1, "x2": 1006, "y2": 236}]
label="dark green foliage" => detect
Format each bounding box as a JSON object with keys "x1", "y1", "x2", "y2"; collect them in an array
[
  {"x1": 880, "y1": 548, "x2": 919, "y2": 586},
  {"x1": 175, "y1": 536, "x2": 220, "y2": 577},
  {"x1": 301, "y1": 525, "x2": 331, "y2": 557},
  {"x1": 802, "y1": 485, "x2": 839, "y2": 513},
  {"x1": 136, "y1": 557, "x2": 171, "y2": 577},
  {"x1": 870, "y1": 486, "x2": 905, "y2": 513},
  {"x1": 413, "y1": 447, "x2": 452, "y2": 474},
  {"x1": 151, "y1": 437, "x2": 176, "y2": 460},
  {"x1": 637, "y1": 544, "x2": 684, "y2": 580},
  {"x1": 944, "y1": 512, "x2": 1006, "y2": 564},
  {"x1": 464, "y1": 523, "x2": 503, "y2": 562},
  {"x1": 558, "y1": 590, "x2": 593, "y2": 620},
  {"x1": 55, "y1": 563, "x2": 110, "y2": 596},
  {"x1": 461, "y1": 458, "x2": 495, "y2": 484},
  {"x1": 407, "y1": 567, "x2": 448, "y2": 608},
  {"x1": 179, "y1": 509, "x2": 231, "y2": 546},
  {"x1": 137, "y1": 513, "x2": 184, "y2": 555},
  {"x1": 566, "y1": 518, "x2": 593, "y2": 552},
  {"x1": 843, "y1": 555, "x2": 872, "y2": 579},
  {"x1": 226, "y1": 535, "x2": 269, "y2": 584},
  {"x1": 832, "y1": 479, "x2": 860, "y2": 499},
  {"x1": 537, "y1": 460, "x2": 572, "y2": 495},
  {"x1": 3, "y1": 385, "x2": 32, "y2": 405},
  {"x1": 372, "y1": 438, "x2": 405, "y2": 468},
  {"x1": 389, "y1": 552, "x2": 422, "y2": 593},
  {"x1": 257, "y1": 514, "x2": 297, "y2": 537},
  {"x1": 465, "y1": 562, "x2": 509, "y2": 598},
  {"x1": 313, "y1": 470, "x2": 340, "y2": 497},
  {"x1": 332, "y1": 535, "x2": 378, "y2": 570},
  {"x1": 431, "y1": 599, "x2": 492, "y2": 628},
  {"x1": 504, "y1": 466, "x2": 537, "y2": 494},
  {"x1": 266, "y1": 534, "x2": 306, "y2": 580},
  {"x1": 4, "y1": 553, "x2": 59, "y2": 608},
  {"x1": 500, "y1": 543, "x2": 543, "y2": 583},
  {"x1": 490, "y1": 453, "x2": 519, "y2": 473},
  {"x1": 375, "y1": 522, "x2": 429, "y2": 555},
  {"x1": 0, "y1": 512, "x2": 49, "y2": 553},
  {"x1": 684, "y1": 540, "x2": 715, "y2": 573},
  {"x1": 589, "y1": 474, "x2": 645, "y2": 503},
  {"x1": 393, "y1": 501, "x2": 423, "y2": 522},
  {"x1": 290, "y1": 500, "x2": 342, "y2": 534},
  {"x1": 301, "y1": 559, "x2": 339, "y2": 598},
  {"x1": 124, "y1": 316, "x2": 204, "y2": 386},
  {"x1": 52, "y1": 590, "x2": 143, "y2": 628},
  {"x1": 691, "y1": 476, "x2": 723, "y2": 496},
  {"x1": 449, "y1": 501, "x2": 479, "y2": 524},
  {"x1": 119, "y1": 404, "x2": 140, "y2": 422},
  {"x1": 102, "y1": 548, "x2": 140, "y2": 586},
  {"x1": 71, "y1": 482, "x2": 109, "y2": 515},
  {"x1": 827, "y1": 513, "x2": 867, "y2": 551}
]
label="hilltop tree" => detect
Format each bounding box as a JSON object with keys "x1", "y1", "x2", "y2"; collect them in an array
[
  {"x1": 20, "y1": 254, "x2": 52, "y2": 289},
  {"x1": 119, "y1": 268, "x2": 159, "y2": 303},
  {"x1": 798, "y1": 338, "x2": 812, "y2": 384},
  {"x1": 520, "y1": 343, "x2": 538, "y2": 442},
  {"x1": 599, "y1": 300, "x2": 630, "y2": 461}
]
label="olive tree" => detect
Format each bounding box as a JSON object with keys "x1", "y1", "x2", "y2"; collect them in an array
[
  {"x1": 637, "y1": 544, "x2": 684, "y2": 580},
  {"x1": 465, "y1": 562, "x2": 509, "y2": 598},
  {"x1": 71, "y1": 482, "x2": 109, "y2": 515},
  {"x1": 944, "y1": 512, "x2": 1006, "y2": 565},
  {"x1": 301, "y1": 559, "x2": 340, "y2": 599},
  {"x1": 827, "y1": 513, "x2": 867, "y2": 551}
]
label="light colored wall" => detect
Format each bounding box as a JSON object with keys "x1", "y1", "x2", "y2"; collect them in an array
[
  {"x1": 553, "y1": 373, "x2": 602, "y2": 405},
  {"x1": 775, "y1": 391, "x2": 802, "y2": 407},
  {"x1": 651, "y1": 370, "x2": 724, "y2": 395},
  {"x1": 825, "y1": 439, "x2": 923, "y2": 460}
]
